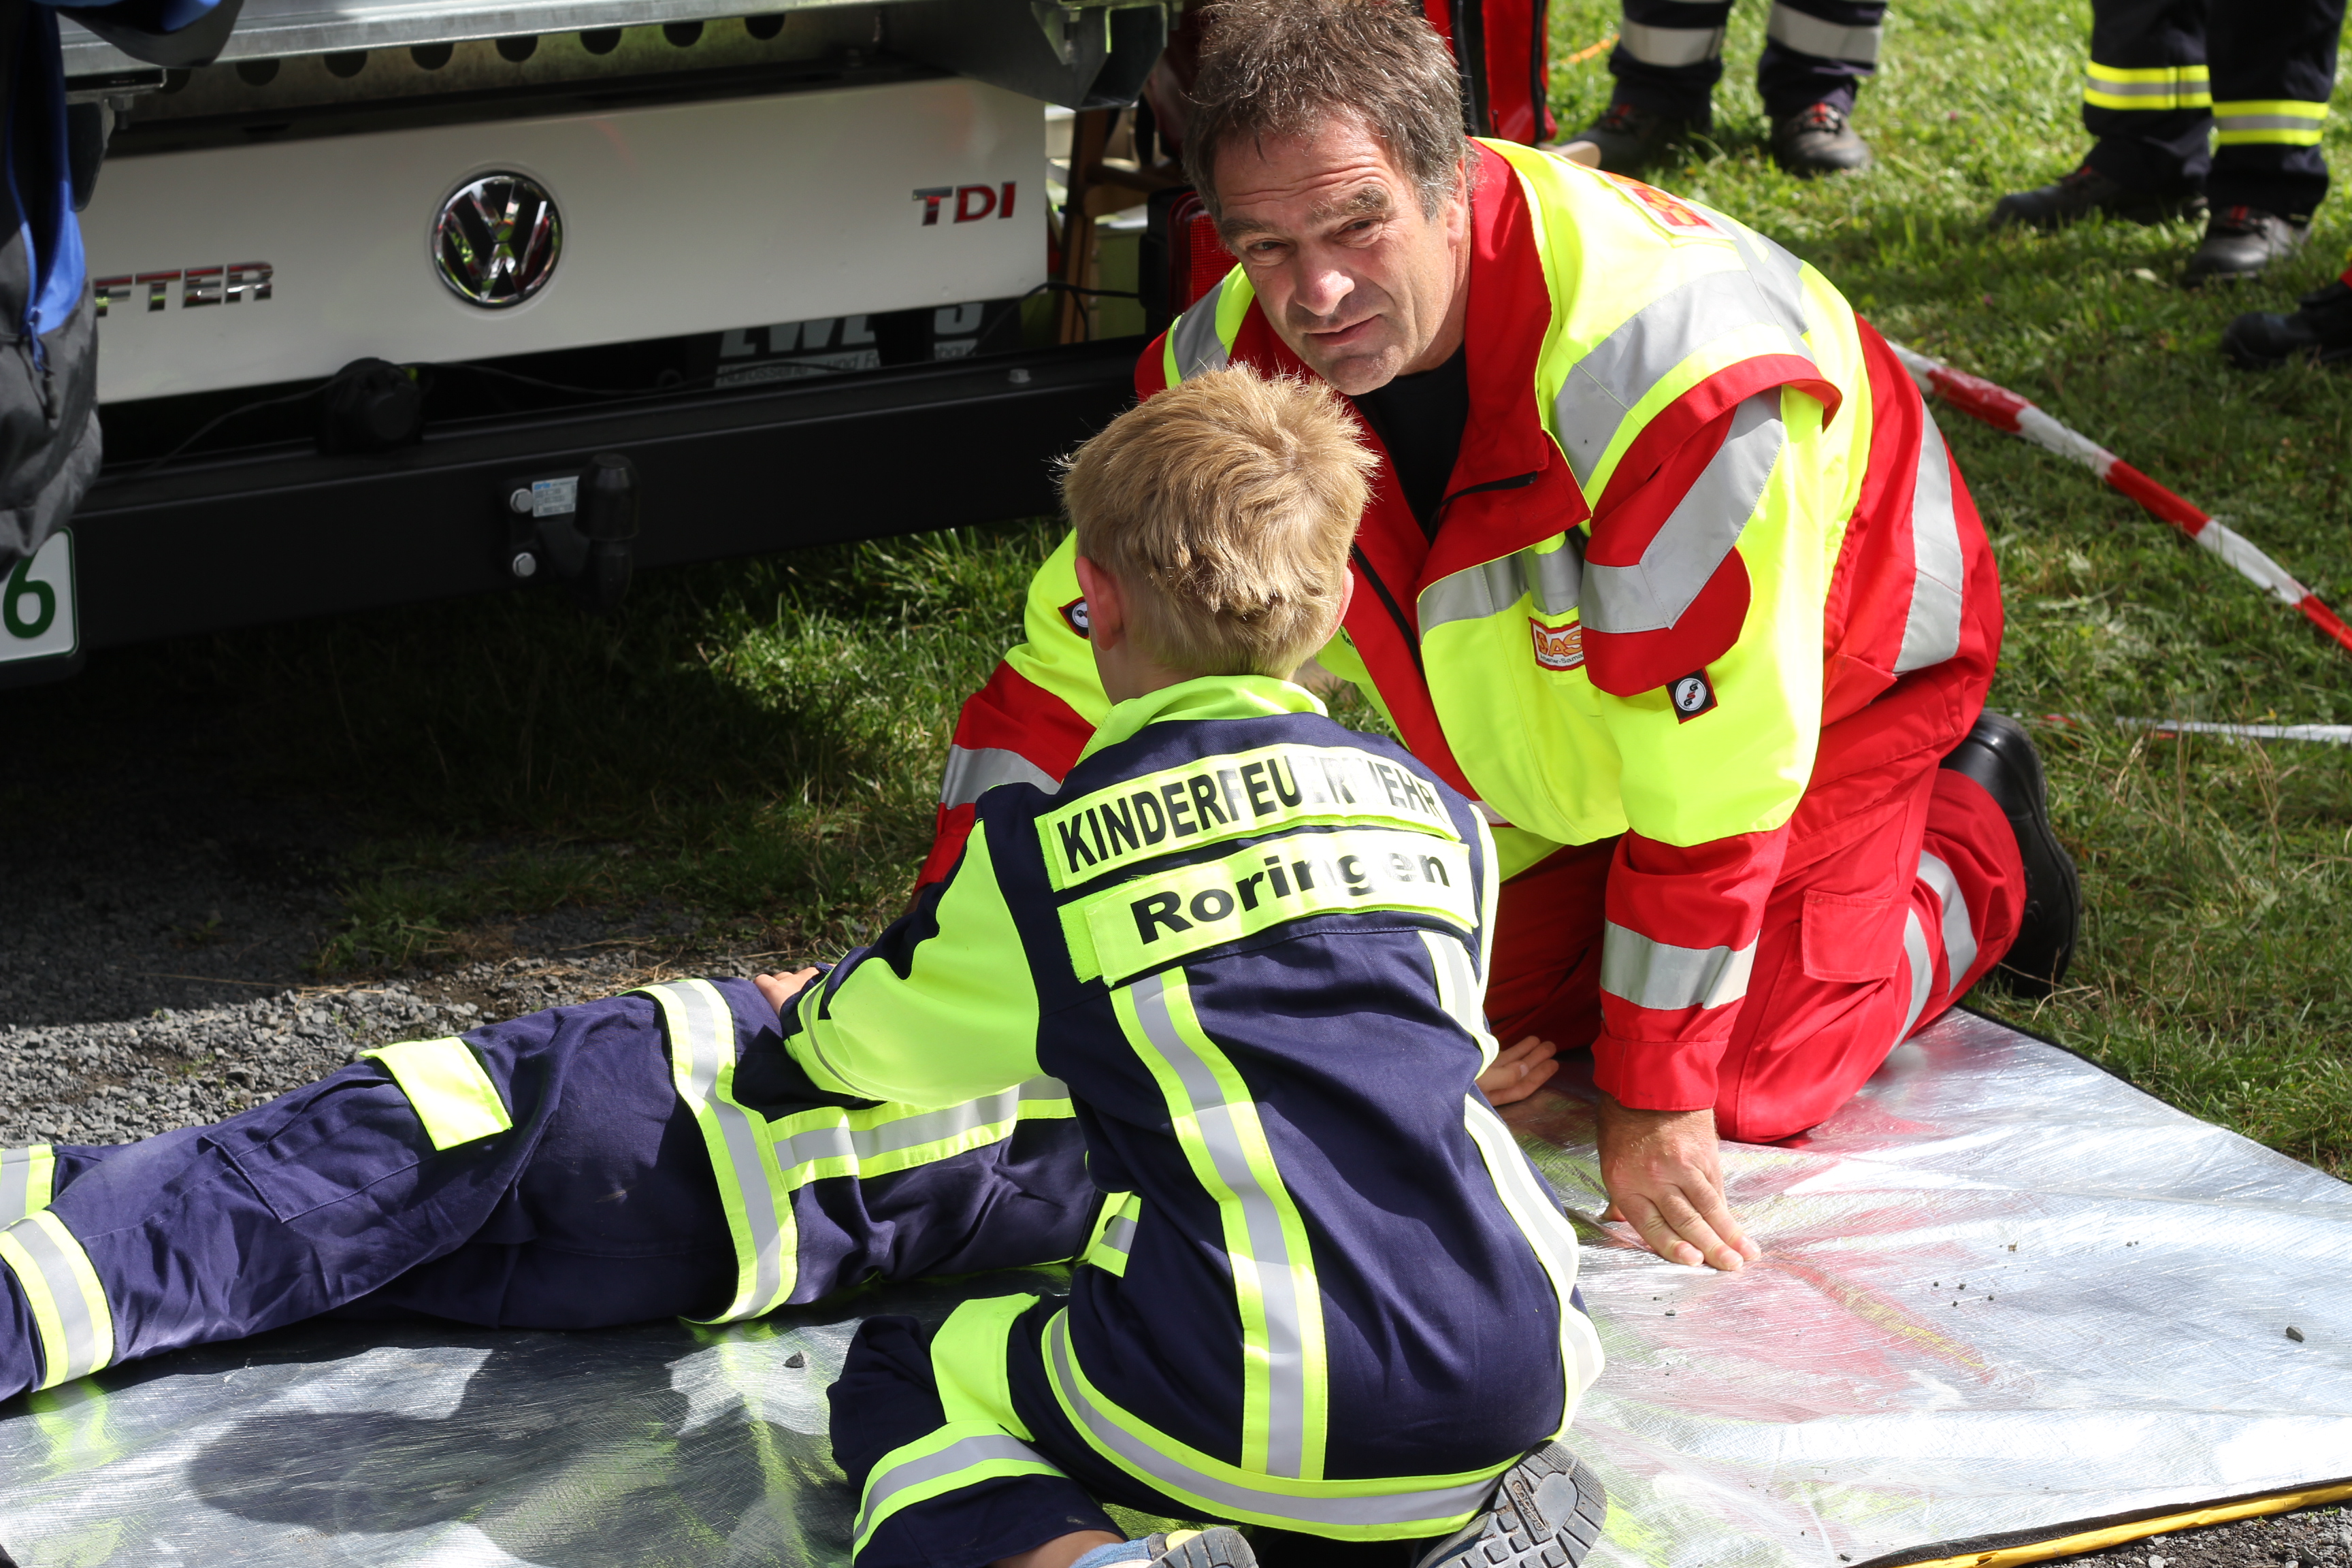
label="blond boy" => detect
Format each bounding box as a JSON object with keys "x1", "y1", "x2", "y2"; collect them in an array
[{"x1": 753, "y1": 370, "x2": 1606, "y2": 1568}]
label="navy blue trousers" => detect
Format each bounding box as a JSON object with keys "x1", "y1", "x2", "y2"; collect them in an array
[
  {"x1": 1611, "y1": 0, "x2": 1889, "y2": 121},
  {"x1": 2081, "y1": 0, "x2": 2343, "y2": 217},
  {"x1": 1, "y1": 980, "x2": 1095, "y2": 1403}
]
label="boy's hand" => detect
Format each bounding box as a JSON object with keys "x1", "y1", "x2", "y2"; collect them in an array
[
  {"x1": 1477, "y1": 1034, "x2": 1561, "y2": 1107},
  {"x1": 753, "y1": 967, "x2": 822, "y2": 1019},
  {"x1": 1596, "y1": 1094, "x2": 1759, "y2": 1272}
]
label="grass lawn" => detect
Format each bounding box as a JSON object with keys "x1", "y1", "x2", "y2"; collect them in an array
[{"x1": 19, "y1": 0, "x2": 2352, "y2": 1171}]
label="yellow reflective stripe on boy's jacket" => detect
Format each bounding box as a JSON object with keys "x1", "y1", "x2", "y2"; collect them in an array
[
  {"x1": 0, "y1": 1210, "x2": 114, "y2": 1390},
  {"x1": 1082, "y1": 1192, "x2": 1141, "y2": 1276},
  {"x1": 767, "y1": 1078, "x2": 1071, "y2": 1188},
  {"x1": 1459, "y1": 1100, "x2": 1606, "y2": 1432},
  {"x1": 360, "y1": 1037, "x2": 514, "y2": 1150},
  {"x1": 639, "y1": 979, "x2": 798, "y2": 1324},
  {"x1": 1115, "y1": 970, "x2": 1328, "y2": 1481},
  {"x1": 1, "y1": 1145, "x2": 56, "y2": 1222},
  {"x1": 1039, "y1": 1308, "x2": 1514, "y2": 1539},
  {"x1": 787, "y1": 829, "x2": 1045, "y2": 1108}
]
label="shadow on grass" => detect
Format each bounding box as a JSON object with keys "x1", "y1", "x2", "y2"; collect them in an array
[{"x1": 7, "y1": 520, "x2": 1064, "y2": 975}]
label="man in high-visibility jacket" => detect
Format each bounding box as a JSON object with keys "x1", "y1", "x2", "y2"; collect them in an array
[{"x1": 927, "y1": 0, "x2": 2080, "y2": 1273}]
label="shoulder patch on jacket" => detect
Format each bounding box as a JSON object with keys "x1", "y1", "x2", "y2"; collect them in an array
[{"x1": 1601, "y1": 174, "x2": 1725, "y2": 241}]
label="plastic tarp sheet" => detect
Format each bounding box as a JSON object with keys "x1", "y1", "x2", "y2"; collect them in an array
[{"x1": 5, "y1": 1009, "x2": 2350, "y2": 1568}]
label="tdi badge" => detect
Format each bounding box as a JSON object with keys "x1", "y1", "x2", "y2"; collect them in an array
[{"x1": 1669, "y1": 670, "x2": 1717, "y2": 721}]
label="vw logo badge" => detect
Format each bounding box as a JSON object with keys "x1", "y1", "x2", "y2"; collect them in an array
[{"x1": 433, "y1": 172, "x2": 561, "y2": 308}]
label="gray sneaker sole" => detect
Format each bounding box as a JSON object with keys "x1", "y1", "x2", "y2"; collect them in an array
[
  {"x1": 1420, "y1": 1443, "x2": 1608, "y2": 1568},
  {"x1": 1154, "y1": 1528, "x2": 1258, "y2": 1568}
]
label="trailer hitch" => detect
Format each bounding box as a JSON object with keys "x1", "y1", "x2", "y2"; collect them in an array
[{"x1": 499, "y1": 452, "x2": 637, "y2": 612}]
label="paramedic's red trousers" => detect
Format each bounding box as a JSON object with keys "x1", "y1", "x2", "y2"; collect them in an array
[{"x1": 1486, "y1": 702, "x2": 2027, "y2": 1145}]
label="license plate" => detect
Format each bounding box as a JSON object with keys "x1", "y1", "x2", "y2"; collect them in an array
[{"x1": 1, "y1": 530, "x2": 78, "y2": 666}]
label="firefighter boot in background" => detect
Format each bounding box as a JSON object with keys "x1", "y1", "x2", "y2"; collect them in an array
[
  {"x1": 1987, "y1": 0, "x2": 2341, "y2": 285},
  {"x1": 2222, "y1": 265, "x2": 2352, "y2": 365},
  {"x1": 1558, "y1": 0, "x2": 1880, "y2": 176}
]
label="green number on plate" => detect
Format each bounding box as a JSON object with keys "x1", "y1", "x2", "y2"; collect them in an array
[{"x1": 5, "y1": 551, "x2": 55, "y2": 640}]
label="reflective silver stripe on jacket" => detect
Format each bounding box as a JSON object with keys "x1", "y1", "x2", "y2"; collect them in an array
[
  {"x1": 1098, "y1": 1210, "x2": 1139, "y2": 1256},
  {"x1": 1422, "y1": 928, "x2": 1486, "y2": 1041},
  {"x1": 853, "y1": 1433, "x2": 1060, "y2": 1545},
  {"x1": 1916, "y1": 852, "x2": 1978, "y2": 992},
  {"x1": 650, "y1": 979, "x2": 792, "y2": 1319},
  {"x1": 938, "y1": 745, "x2": 1060, "y2": 808},
  {"x1": 1618, "y1": 19, "x2": 1725, "y2": 65},
  {"x1": 1893, "y1": 403, "x2": 1965, "y2": 674},
  {"x1": 1554, "y1": 276, "x2": 1813, "y2": 488},
  {"x1": 1584, "y1": 393, "x2": 1782, "y2": 636},
  {"x1": 0, "y1": 1213, "x2": 111, "y2": 1384},
  {"x1": 1765, "y1": 3, "x2": 1882, "y2": 64},
  {"x1": 1169, "y1": 278, "x2": 1232, "y2": 380},
  {"x1": 1899, "y1": 908, "x2": 1935, "y2": 1037},
  {"x1": 1719, "y1": 223, "x2": 1813, "y2": 342},
  {"x1": 776, "y1": 1077, "x2": 1071, "y2": 1170},
  {"x1": 1417, "y1": 536, "x2": 1584, "y2": 636},
  {"x1": 1128, "y1": 970, "x2": 1313, "y2": 1479},
  {"x1": 1599, "y1": 921, "x2": 1756, "y2": 1011},
  {"x1": 1044, "y1": 1311, "x2": 1503, "y2": 1527}
]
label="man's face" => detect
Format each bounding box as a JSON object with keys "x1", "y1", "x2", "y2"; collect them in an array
[{"x1": 1212, "y1": 118, "x2": 1469, "y2": 397}]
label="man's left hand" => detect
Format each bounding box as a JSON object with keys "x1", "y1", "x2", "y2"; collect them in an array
[{"x1": 1596, "y1": 1094, "x2": 1759, "y2": 1271}]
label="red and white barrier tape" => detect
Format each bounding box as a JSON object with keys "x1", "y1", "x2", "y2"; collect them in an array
[
  {"x1": 1886, "y1": 340, "x2": 2352, "y2": 661},
  {"x1": 2036, "y1": 713, "x2": 2352, "y2": 747}
]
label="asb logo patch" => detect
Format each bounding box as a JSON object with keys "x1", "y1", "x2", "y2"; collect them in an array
[
  {"x1": 1603, "y1": 173, "x2": 1719, "y2": 238},
  {"x1": 1529, "y1": 618, "x2": 1585, "y2": 671},
  {"x1": 1060, "y1": 597, "x2": 1092, "y2": 638},
  {"x1": 1670, "y1": 670, "x2": 1718, "y2": 721}
]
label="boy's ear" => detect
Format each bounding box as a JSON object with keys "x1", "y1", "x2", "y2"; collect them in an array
[{"x1": 1073, "y1": 555, "x2": 1127, "y2": 647}]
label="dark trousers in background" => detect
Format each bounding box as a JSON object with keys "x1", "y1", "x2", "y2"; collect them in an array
[
  {"x1": 2082, "y1": 0, "x2": 2345, "y2": 218},
  {"x1": 1609, "y1": 0, "x2": 1888, "y2": 121}
]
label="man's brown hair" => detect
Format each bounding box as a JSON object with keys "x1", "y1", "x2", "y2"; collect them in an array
[
  {"x1": 1181, "y1": 0, "x2": 1469, "y2": 220},
  {"x1": 1062, "y1": 368, "x2": 1374, "y2": 679}
]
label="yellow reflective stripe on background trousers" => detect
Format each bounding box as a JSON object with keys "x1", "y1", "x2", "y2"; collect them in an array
[
  {"x1": 1, "y1": 1145, "x2": 56, "y2": 1222},
  {"x1": 2214, "y1": 99, "x2": 2330, "y2": 145},
  {"x1": 1115, "y1": 969, "x2": 1328, "y2": 1480},
  {"x1": 637, "y1": 979, "x2": 798, "y2": 1322},
  {"x1": 0, "y1": 1211, "x2": 114, "y2": 1390},
  {"x1": 360, "y1": 1038, "x2": 513, "y2": 1150},
  {"x1": 2082, "y1": 61, "x2": 2212, "y2": 111}
]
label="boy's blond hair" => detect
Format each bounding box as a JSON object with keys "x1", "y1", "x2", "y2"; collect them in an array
[{"x1": 1061, "y1": 368, "x2": 1375, "y2": 678}]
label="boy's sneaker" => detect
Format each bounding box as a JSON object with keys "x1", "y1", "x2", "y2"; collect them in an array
[
  {"x1": 1987, "y1": 164, "x2": 2204, "y2": 231},
  {"x1": 2223, "y1": 277, "x2": 2352, "y2": 368},
  {"x1": 1414, "y1": 1441, "x2": 1607, "y2": 1568},
  {"x1": 1147, "y1": 1529, "x2": 1257, "y2": 1568},
  {"x1": 2183, "y1": 206, "x2": 2308, "y2": 286},
  {"x1": 1938, "y1": 712, "x2": 2080, "y2": 998}
]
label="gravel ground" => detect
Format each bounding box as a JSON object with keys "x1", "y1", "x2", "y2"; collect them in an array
[
  {"x1": 2050, "y1": 1503, "x2": 2350, "y2": 1568},
  {"x1": 0, "y1": 951, "x2": 785, "y2": 1147}
]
